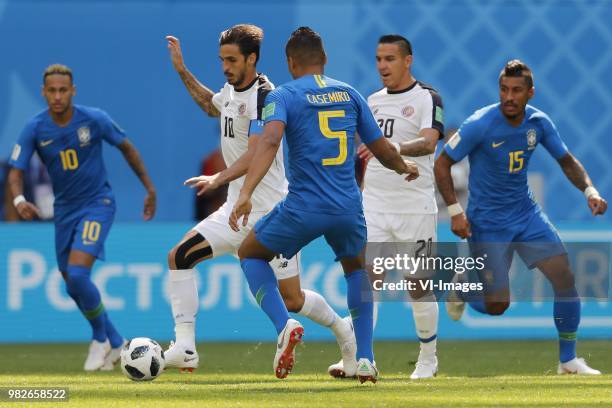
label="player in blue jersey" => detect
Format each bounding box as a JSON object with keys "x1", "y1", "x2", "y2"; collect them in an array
[
  {"x1": 230, "y1": 27, "x2": 419, "y2": 383},
  {"x1": 7, "y1": 64, "x2": 156, "y2": 371},
  {"x1": 434, "y1": 60, "x2": 607, "y2": 375}
]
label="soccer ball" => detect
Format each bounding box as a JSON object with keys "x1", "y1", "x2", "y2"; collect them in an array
[{"x1": 120, "y1": 337, "x2": 165, "y2": 381}]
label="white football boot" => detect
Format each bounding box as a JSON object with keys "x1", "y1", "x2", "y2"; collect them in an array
[
  {"x1": 273, "y1": 318, "x2": 304, "y2": 379},
  {"x1": 356, "y1": 358, "x2": 378, "y2": 384},
  {"x1": 327, "y1": 316, "x2": 357, "y2": 378},
  {"x1": 84, "y1": 339, "x2": 110, "y2": 371},
  {"x1": 164, "y1": 341, "x2": 199, "y2": 373},
  {"x1": 100, "y1": 339, "x2": 128, "y2": 371},
  {"x1": 557, "y1": 357, "x2": 601, "y2": 375},
  {"x1": 410, "y1": 353, "x2": 438, "y2": 379}
]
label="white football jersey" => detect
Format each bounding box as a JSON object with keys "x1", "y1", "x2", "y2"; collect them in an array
[
  {"x1": 212, "y1": 75, "x2": 287, "y2": 211},
  {"x1": 363, "y1": 81, "x2": 444, "y2": 214}
]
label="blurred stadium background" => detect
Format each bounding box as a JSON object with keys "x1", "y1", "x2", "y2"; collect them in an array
[{"x1": 0, "y1": 0, "x2": 611, "y2": 346}]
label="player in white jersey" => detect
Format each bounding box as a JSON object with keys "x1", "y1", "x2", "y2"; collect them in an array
[
  {"x1": 164, "y1": 25, "x2": 355, "y2": 372},
  {"x1": 329, "y1": 35, "x2": 443, "y2": 379}
]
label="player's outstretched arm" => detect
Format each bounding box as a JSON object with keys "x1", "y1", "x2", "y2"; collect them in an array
[
  {"x1": 396, "y1": 128, "x2": 439, "y2": 156},
  {"x1": 434, "y1": 151, "x2": 471, "y2": 238},
  {"x1": 557, "y1": 153, "x2": 607, "y2": 216},
  {"x1": 358, "y1": 129, "x2": 438, "y2": 161},
  {"x1": 366, "y1": 137, "x2": 419, "y2": 181},
  {"x1": 166, "y1": 35, "x2": 220, "y2": 118},
  {"x1": 184, "y1": 136, "x2": 259, "y2": 196},
  {"x1": 229, "y1": 122, "x2": 284, "y2": 231},
  {"x1": 7, "y1": 168, "x2": 41, "y2": 220},
  {"x1": 117, "y1": 139, "x2": 157, "y2": 221}
]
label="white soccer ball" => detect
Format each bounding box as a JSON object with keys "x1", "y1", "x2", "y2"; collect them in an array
[{"x1": 120, "y1": 337, "x2": 165, "y2": 381}]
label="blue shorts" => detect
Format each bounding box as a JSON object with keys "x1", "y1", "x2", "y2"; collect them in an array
[
  {"x1": 254, "y1": 201, "x2": 367, "y2": 261},
  {"x1": 54, "y1": 197, "x2": 116, "y2": 272},
  {"x1": 468, "y1": 210, "x2": 566, "y2": 293}
]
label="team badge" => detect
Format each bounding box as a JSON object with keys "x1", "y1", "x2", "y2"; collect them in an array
[
  {"x1": 238, "y1": 103, "x2": 247, "y2": 115},
  {"x1": 78, "y1": 126, "x2": 91, "y2": 146},
  {"x1": 402, "y1": 106, "x2": 414, "y2": 118},
  {"x1": 526, "y1": 129, "x2": 537, "y2": 150}
]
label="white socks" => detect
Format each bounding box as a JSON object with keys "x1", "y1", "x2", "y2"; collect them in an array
[
  {"x1": 411, "y1": 292, "x2": 438, "y2": 355},
  {"x1": 169, "y1": 269, "x2": 198, "y2": 350},
  {"x1": 298, "y1": 289, "x2": 340, "y2": 331}
]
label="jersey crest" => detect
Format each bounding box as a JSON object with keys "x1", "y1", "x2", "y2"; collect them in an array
[
  {"x1": 78, "y1": 126, "x2": 91, "y2": 147},
  {"x1": 402, "y1": 105, "x2": 414, "y2": 117},
  {"x1": 526, "y1": 129, "x2": 537, "y2": 150}
]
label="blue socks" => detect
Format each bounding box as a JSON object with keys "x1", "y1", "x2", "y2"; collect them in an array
[
  {"x1": 104, "y1": 313, "x2": 124, "y2": 348},
  {"x1": 65, "y1": 265, "x2": 107, "y2": 343},
  {"x1": 346, "y1": 270, "x2": 374, "y2": 361},
  {"x1": 66, "y1": 269, "x2": 123, "y2": 347},
  {"x1": 554, "y1": 287, "x2": 580, "y2": 363},
  {"x1": 241, "y1": 258, "x2": 290, "y2": 335},
  {"x1": 460, "y1": 282, "x2": 580, "y2": 363}
]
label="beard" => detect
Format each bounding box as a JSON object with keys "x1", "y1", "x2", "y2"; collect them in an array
[
  {"x1": 227, "y1": 71, "x2": 246, "y2": 87},
  {"x1": 501, "y1": 103, "x2": 523, "y2": 120}
]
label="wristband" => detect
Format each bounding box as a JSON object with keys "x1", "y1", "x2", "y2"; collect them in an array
[
  {"x1": 584, "y1": 186, "x2": 599, "y2": 199},
  {"x1": 13, "y1": 194, "x2": 26, "y2": 207},
  {"x1": 448, "y1": 203, "x2": 464, "y2": 217}
]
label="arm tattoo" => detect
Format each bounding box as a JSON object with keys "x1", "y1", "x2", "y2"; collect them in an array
[
  {"x1": 399, "y1": 137, "x2": 434, "y2": 157},
  {"x1": 178, "y1": 68, "x2": 220, "y2": 117},
  {"x1": 399, "y1": 130, "x2": 438, "y2": 157},
  {"x1": 558, "y1": 153, "x2": 592, "y2": 191}
]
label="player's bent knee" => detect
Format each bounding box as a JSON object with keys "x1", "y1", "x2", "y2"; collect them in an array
[
  {"x1": 170, "y1": 233, "x2": 212, "y2": 270},
  {"x1": 279, "y1": 289, "x2": 305, "y2": 312},
  {"x1": 167, "y1": 247, "x2": 178, "y2": 270},
  {"x1": 340, "y1": 256, "x2": 365, "y2": 274},
  {"x1": 485, "y1": 301, "x2": 510, "y2": 316},
  {"x1": 556, "y1": 265, "x2": 575, "y2": 286},
  {"x1": 237, "y1": 244, "x2": 248, "y2": 260},
  {"x1": 237, "y1": 232, "x2": 275, "y2": 261},
  {"x1": 282, "y1": 295, "x2": 304, "y2": 313}
]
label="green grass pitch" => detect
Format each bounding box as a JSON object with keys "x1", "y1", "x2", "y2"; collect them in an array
[{"x1": 1, "y1": 340, "x2": 611, "y2": 407}]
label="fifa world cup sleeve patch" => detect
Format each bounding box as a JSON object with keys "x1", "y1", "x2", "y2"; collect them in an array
[
  {"x1": 447, "y1": 132, "x2": 461, "y2": 149},
  {"x1": 262, "y1": 102, "x2": 276, "y2": 120},
  {"x1": 11, "y1": 144, "x2": 21, "y2": 161},
  {"x1": 435, "y1": 106, "x2": 444, "y2": 124}
]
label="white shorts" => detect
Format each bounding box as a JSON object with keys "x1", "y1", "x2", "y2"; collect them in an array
[
  {"x1": 365, "y1": 211, "x2": 437, "y2": 278},
  {"x1": 365, "y1": 211, "x2": 437, "y2": 242},
  {"x1": 193, "y1": 202, "x2": 300, "y2": 280}
]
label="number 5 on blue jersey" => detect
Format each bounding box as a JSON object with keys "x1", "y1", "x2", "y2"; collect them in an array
[{"x1": 319, "y1": 110, "x2": 347, "y2": 166}]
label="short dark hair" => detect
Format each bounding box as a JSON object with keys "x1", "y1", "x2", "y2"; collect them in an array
[
  {"x1": 378, "y1": 34, "x2": 412, "y2": 56},
  {"x1": 285, "y1": 26, "x2": 326, "y2": 66},
  {"x1": 219, "y1": 24, "x2": 263, "y2": 63},
  {"x1": 43, "y1": 64, "x2": 73, "y2": 84},
  {"x1": 499, "y1": 59, "x2": 534, "y2": 89}
]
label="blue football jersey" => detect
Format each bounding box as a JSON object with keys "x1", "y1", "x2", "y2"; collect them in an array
[
  {"x1": 263, "y1": 74, "x2": 382, "y2": 214},
  {"x1": 444, "y1": 103, "x2": 568, "y2": 230},
  {"x1": 8, "y1": 105, "x2": 126, "y2": 212}
]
